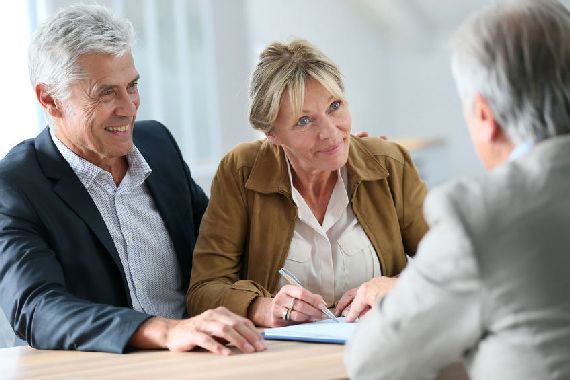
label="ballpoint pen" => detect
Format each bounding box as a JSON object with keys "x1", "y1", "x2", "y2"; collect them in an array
[{"x1": 278, "y1": 267, "x2": 340, "y2": 323}]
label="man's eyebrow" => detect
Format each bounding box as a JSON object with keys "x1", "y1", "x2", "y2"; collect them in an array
[{"x1": 94, "y1": 75, "x2": 140, "y2": 93}]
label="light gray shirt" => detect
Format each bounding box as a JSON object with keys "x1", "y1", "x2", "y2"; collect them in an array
[
  {"x1": 345, "y1": 135, "x2": 570, "y2": 380},
  {"x1": 50, "y1": 128, "x2": 185, "y2": 318}
]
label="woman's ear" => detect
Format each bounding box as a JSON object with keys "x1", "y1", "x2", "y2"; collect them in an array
[{"x1": 266, "y1": 130, "x2": 278, "y2": 145}]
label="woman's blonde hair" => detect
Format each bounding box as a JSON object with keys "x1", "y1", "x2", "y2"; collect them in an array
[{"x1": 249, "y1": 39, "x2": 345, "y2": 133}]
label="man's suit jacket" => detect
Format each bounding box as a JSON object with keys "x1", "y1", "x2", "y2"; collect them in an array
[
  {"x1": 0, "y1": 120, "x2": 208, "y2": 353},
  {"x1": 345, "y1": 135, "x2": 570, "y2": 379}
]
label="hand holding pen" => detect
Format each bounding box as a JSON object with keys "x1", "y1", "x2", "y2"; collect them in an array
[
  {"x1": 247, "y1": 268, "x2": 339, "y2": 327},
  {"x1": 278, "y1": 268, "x2": 339, "y2": 323}
]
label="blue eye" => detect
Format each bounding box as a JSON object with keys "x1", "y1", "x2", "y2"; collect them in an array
[
  {"x1": 329, "y1": 100, "x2": 341, "y2": 111},
  {"x1": 295, "y1": 116, "x2": 311, "y2": 127}
]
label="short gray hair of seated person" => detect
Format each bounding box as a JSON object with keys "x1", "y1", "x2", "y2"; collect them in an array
[
  {"x1": 451, "y1": 0, "x2": 570, "y2": 144},
  {"x1": 249, "y1": 39, "x2": 346, "y2": 134},
  {"x1": 28, "y1": 4, "x2": 134, "y2": 110}
]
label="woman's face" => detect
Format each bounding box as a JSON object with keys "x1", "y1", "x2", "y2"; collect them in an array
[{"x1": 268, "y1": 79, "x2": 351, "y2": 176}]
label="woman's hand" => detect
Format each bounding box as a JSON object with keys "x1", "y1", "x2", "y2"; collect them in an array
[
  {"x1": 345, "y1": 276, "x2": 399, "y2": 322},
  {"x1": 248, "y1": 285, "x2": 327, "y2": 327},
  {"x1": 334, "y1": 287, "x2": 358, "y2": 317}
]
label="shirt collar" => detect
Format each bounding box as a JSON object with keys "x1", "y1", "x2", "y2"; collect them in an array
[
  {"x1": 286, "y1": 158, "x2": 349, "y2": 232},
  {"x1": 245, "y1": 138, "x2": 388, "y2": 196},
  {"x1": 49, "y1": 127, "x2": 151, "y2": 189},
  {"x1": 508, "y1": 141, "x2": 534, "y2": 162}
]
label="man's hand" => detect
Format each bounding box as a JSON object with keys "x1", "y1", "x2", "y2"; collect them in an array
[
  {"x1": 345, "y1": 276, "x2": 398, "y2": 322},
  {"x1": 129, "y1": 307, "x2": 266, "y2": 355},
  {"x1": 354, "y1": 131, "x2": 388, "y2": 139}
]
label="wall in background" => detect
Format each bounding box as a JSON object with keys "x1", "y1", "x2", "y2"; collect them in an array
[
  {"x1": 5, "y1": 0, "x2": 570, "y2": 190},
  {"x1": 244, "y1": 0, "x2": 485, "y2": 185}
]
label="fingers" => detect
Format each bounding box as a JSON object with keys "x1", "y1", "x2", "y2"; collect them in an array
[
  {"x1": 289, "y1": 297, "x2": 323, "y2": 319},
  {"x1": 283, "y1": 285, "x2": 326, "y2": 312},
  {"x1": 335, "y1": 288, "x2": 357, "y2": 316},
  {"x1": 345, "y1": 294, "x2": 368, "y2": 322},
  {"x1": 167, "y1": 307, "x2": 266, "y2": 355},
  {"x1": 181, "y1": 331, "x2": 231, "y2": 355},
  {"x1": 204, "y1": 307, "x2": 266, "y2": 353},
  {"x1": 271, "y1": 299, "x2": 319, "y2": 326},
  {"x1": 274, "y1": 285, "x2": 325, "y2": 322},
  {"x1": 345, "y1": 277, "x2": 397, "y2": 322}
]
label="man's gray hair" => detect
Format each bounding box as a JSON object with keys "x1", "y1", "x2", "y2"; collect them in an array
[
  {"x1": 29, "y1": 4, "x2": 135, "y2": 103},
  {"x1": 451, "y1": 0, "x2": 570, "y2": 143}
]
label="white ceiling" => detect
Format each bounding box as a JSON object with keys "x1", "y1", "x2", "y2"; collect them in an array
[{"x1": 359, "y1": 0, "x2": 570, "y2": 37}]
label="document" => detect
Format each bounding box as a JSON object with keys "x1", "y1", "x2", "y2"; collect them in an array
[{"x1": 262, "y1": 317, "x2": 357, "y2": 344}]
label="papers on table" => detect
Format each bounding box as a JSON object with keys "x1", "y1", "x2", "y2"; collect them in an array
[{"x1": 262, "y1": 317, "x2": 357, "y2": 344}]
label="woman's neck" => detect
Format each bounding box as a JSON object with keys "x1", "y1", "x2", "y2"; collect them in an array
[{"x1": 290, "y1": 165, "x2": 338, "y2": 225}]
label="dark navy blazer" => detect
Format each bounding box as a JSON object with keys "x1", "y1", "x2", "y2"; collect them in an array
[{"x1": 0, "y1": 120, "x2": 208, "y2": 352}]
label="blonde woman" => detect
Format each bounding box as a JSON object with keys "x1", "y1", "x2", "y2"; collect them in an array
[{"x1": 188, "y1": 39, "x2": 428, "y2": 327}]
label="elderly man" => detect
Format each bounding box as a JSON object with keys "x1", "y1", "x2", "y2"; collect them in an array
[
  {"x1": 0, "y1": 4, "x2": 265, "y2": 355},
  {"x1": 345, "y1": 0, "x2": 570, "y2": 378}
]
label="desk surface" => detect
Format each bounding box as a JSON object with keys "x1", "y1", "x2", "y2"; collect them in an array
[
  {"x1": 2, "y1": 341, "x2": 343, "y2": 380},
  {"x1": 1, "y1": 341, "x2": 468, "y2": 380}
]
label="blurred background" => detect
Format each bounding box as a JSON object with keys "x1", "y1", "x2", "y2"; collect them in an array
[
  {"x1": 1, "y1": 0, "x2": 505, "y2": 194},
  {"x1": 5, "y1": 0, "x2": 570, "y2": 192}
]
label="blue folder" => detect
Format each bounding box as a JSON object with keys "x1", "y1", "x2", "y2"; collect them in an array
[{"x1": 262, "y1": 317, "x2": 357, "y2": 344}]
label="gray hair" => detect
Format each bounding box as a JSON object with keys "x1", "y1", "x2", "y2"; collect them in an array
[
  {"x1": 451, "y1": 0, "x2": 570, "y2": 143},
  {"x1": 29, "y1": 4, "x2": 135, "y2": 104}
]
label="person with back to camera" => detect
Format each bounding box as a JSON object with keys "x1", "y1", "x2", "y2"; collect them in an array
[
  {"x1": 188, "y1": 39, "x2": 429, "y2": 327},
  {"x1": 345, "y1": 0, "x2": 570, "y2": 378}
]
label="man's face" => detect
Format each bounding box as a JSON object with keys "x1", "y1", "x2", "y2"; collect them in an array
[{"x1": 54, "y1": 53, "x2": 140, "y2": 167}]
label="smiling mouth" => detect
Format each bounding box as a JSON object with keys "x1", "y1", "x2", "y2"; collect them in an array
[
  {"x1": 105, "y1": 125, "x2": 129, "y2": 133},
  {"x1": 320, "y1": 141, "x2": 343, "y2": 153}
]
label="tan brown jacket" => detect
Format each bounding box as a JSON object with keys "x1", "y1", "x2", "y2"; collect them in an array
[{"x1": 187, "y1": 136, "x2": 428, "y2": 317}]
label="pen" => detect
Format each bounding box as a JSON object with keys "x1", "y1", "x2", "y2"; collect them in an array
[{"x1": 278, "y1": 267, "x2": 340, "y2": 323}]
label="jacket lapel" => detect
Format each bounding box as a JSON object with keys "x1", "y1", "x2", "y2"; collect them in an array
[
  {"x1": 34, "y1": 128, "x2": 126, "y2": 278},
  {"x1": 245, "y1": 137, "x2": 389, "y2": 198},
  {"x1": 136, "y1": 135, "x2": 190, "y2": 287}
]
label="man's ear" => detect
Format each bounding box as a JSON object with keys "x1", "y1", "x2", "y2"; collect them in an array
[
  {"x1": 35, "y1": 83, "x2": 62, "y2": 118},
  {"x1": 473, "y1": 93, "x2": 501, "y2": 143}
]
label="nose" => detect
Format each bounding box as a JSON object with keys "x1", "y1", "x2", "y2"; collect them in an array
[
  {"x1": 318, "y1": 116, "x2": 337, "y2": 140},
  {"x1": 115, "y1": 89, "x2": 138, "y2": 117}
]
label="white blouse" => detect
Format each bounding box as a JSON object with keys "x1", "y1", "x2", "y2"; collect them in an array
[{"x1": 278, "y1": 164, "x2": 381, "y2": 307}]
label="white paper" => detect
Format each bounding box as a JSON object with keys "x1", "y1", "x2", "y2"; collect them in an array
[{"x1": 262, "y1": 317, "x2": 357, "y2": 344}]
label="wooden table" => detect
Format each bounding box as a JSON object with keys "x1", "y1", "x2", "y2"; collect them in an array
[
  {"x1": 0, "y1": 341, "x2": 468, "y2": 380},
  {"x1": 1, "y1": 340, "x2": 343, "y2": 380}
]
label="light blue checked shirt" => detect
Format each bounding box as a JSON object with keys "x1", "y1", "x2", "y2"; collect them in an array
[{"x1": 50, "y1": 128, "x2": 185, "y2": 318}]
